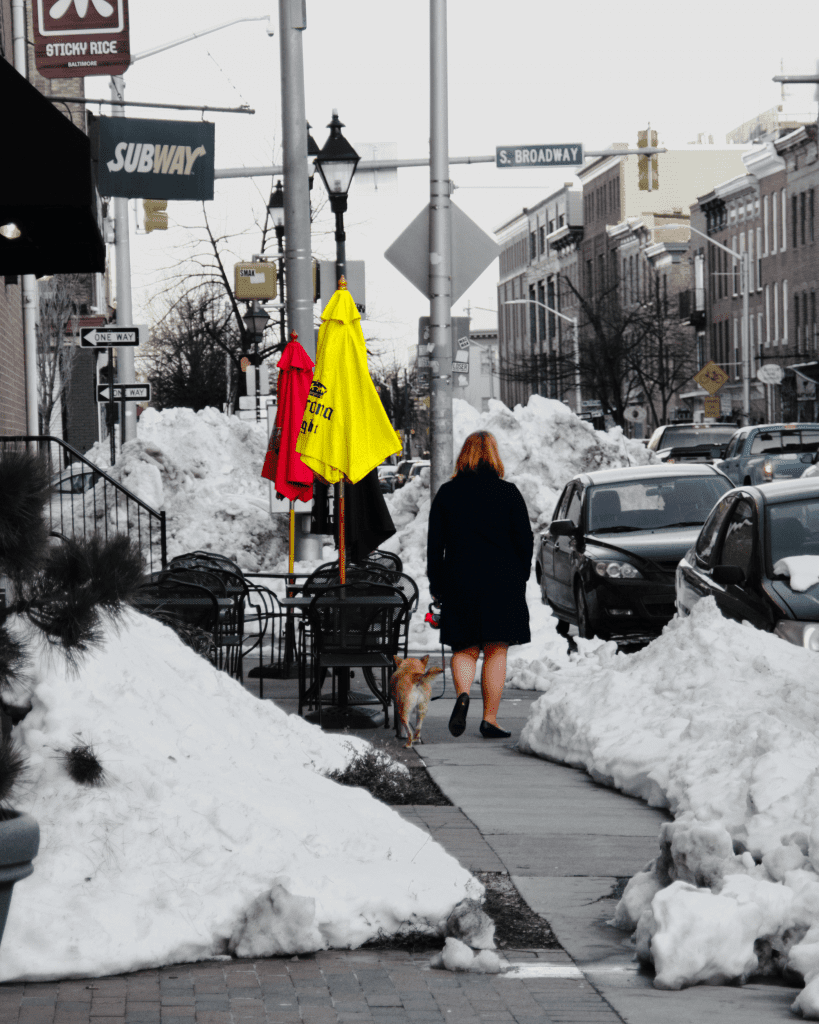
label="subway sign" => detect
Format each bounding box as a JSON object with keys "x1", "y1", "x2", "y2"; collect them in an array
[
  {"x1": 95, "y1": 116, "x2": 215, "y2": 201},
  {"x1": 496, "y1": 144, "x2": 584, "y2": 168}
]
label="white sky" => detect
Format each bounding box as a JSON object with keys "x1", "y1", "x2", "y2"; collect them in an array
[{"x1": 80, "y1": 0, "x2": 819, "y2": 363}]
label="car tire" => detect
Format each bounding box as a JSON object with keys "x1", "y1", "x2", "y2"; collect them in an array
[{"x1": 575, "y1": 581, "x2": 596, "y2": 640}]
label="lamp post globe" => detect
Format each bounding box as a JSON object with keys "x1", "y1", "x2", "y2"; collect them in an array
[{"x1": 315, "y1": 109, "x2": 360, "y2": 283}]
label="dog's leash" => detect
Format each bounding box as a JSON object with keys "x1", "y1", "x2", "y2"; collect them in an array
[{"x1": 424, "y1": 601, "x2": 448, "y2": 700}]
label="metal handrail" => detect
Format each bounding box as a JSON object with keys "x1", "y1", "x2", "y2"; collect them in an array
[{"x1": 0, "y1": 435, "x2": 167, "y2": 572}]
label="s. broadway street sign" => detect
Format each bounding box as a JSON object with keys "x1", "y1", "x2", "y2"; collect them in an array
[
  {"x1": 97, "y1": 383, "x2": 150, "y2": 402},
  {"x1": 496, "y1": 144, "x2": 584, "y2": 168},
  {"x1": 81, "y1": 325, "x2": 146, "y2": 347}
]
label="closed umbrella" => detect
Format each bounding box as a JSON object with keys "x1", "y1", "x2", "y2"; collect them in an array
[
  {"x1": 296, "y1": 278, "x2": 401, "y2": 581},
  {"x1": 261, "y1": 331, "x2": 314, "y2": 572}
]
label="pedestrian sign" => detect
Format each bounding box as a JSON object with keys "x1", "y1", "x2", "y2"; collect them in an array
[{"x1": 694, "y1": 361, "x2": 729, "y2": 395}]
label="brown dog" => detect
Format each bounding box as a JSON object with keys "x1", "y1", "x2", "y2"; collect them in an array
[{"x1": 390, "y1": 655, "x2": 443, "y2": 749}]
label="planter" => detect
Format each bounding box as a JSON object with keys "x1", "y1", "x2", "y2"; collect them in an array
[{"x1": 0, "y1": 811, "x2": 39, "y2": 945}]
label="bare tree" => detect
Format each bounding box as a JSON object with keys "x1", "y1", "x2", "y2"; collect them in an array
[
  {"x1": 36, "y1": 274, "x2": 84, "y2": 435},
  {"x1": 141, "y1": 285, "x2": 241, "y2": 412}
]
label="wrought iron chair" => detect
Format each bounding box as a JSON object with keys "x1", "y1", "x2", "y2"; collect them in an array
[{"x1": 298, "y1": 581, "x2": 408, "y2": 728}]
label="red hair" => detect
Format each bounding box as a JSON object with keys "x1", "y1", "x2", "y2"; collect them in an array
[{"x1": 453, "y1": 431, "x2": 504, "y2": 478}]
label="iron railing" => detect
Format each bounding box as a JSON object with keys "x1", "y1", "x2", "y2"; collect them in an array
[{"x1": 0, "y1": 436, "x2": 167, "y2": 573}]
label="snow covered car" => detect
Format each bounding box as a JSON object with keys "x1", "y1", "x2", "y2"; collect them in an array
[
  {"x1": 647, "y1": 422, "x2": 736, "y2": 463},
  {"x1": 537, "y1": 464, "x2": 732, "y2": 639},
  {"x1": 676, "y1": 478, "x2": 819, "y2": 650},
  {"x1": 715, "y1": 423, "x2": 819, "y2": 486}
]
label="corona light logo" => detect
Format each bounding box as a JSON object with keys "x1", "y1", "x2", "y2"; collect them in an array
[{"x1": 308, "y1": 381, "x2": 327, "y2": 399}]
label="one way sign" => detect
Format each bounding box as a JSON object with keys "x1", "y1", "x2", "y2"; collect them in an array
[
  {"x1": 82, "y1": 325, "x2": 147, "y2": 348},
  {"x1": 97, "y1": 384, "x2": 151, "y2": 402}
]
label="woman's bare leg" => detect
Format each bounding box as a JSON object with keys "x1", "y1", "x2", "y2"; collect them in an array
[
  {"x1": 451, "y1": 646, "x2": 480, "y2": 697},
  {"x1": 480, "y1": 642, "x2": 509, "y2": 726}
]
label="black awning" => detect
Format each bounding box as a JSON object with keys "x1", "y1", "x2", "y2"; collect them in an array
[
  {"x1": 0, "y1": 57, "x2": 105, "y2": 276},
  {"x1": 789, "y1": 362, "x2": 819, "y2": 384}
]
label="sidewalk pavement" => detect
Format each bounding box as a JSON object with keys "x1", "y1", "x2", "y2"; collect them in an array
[{"x1": 0, "y1": 651, "x2": 801, "y2": 1024}]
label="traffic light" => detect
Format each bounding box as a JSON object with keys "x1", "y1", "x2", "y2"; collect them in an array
[
  {"x1": 637, "y1": 129, "x2": 659, "y2": 192},
  {"x1": 143, "y1": 199, "x2": 168, "y2": 232}
]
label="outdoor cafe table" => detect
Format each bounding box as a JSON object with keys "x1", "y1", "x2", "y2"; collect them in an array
[{"x1": 295, "y1": 591, "x2": 405, "y2": 724}]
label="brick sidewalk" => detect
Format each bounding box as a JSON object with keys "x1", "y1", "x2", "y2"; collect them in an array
[{"x1": 1, "y1": 949, "x2": 624, "y2": 1024}]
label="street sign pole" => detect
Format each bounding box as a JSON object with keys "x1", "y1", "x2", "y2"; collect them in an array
[
  {"x1": 106, "y1": 347, "x2": 116, "y2": 466},
  {"x1": 429, "y1": 0, "x2": 453, "y2": 500}
]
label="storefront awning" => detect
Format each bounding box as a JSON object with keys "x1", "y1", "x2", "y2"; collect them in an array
[
  {"x1": 0, "y1": 58, "x2": 105, "y2": 276},
  {"x1": 789, "y1": 362, "x2": 819, "y2": 384}
]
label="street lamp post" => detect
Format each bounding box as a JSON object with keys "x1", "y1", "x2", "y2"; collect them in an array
[
  {"x1": 504, "y1": 299, "x2": 581, "y2": 413},
  {"x1": 267, "y1": 179, "x2": 286, "y2": 352},
  {"x1": 242, "y1": 302, "x2": 270, "y2": 422},
  {"x1": 315, "y1": 111, "x2": 360, "y2": 285},
  {"x1": 689, "y1": 224, "x2": 751, "y2": 425}
]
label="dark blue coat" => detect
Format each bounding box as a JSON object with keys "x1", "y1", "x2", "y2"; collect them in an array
[{"x1": 426, "y1": 467, "x2": 533, "y2": 651}]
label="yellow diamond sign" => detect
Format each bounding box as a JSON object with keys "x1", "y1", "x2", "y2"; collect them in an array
[{"x1": 694, "y1": 361, "x2": 729, "y2": 395}]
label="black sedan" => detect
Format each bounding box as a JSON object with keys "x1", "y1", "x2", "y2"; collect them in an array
[
  {"x1": 676, "y1": 478, "x2": 819, "y2": 649},
  {"x1": 537, "y1": 464, "x2": 733, "y2": 639}
]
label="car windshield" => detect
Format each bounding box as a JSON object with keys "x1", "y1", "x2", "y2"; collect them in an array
[
  {"x1": 587, "y1": 475, "x2": 731, "y2": 533},
  {"x1": 660, "y1": 426, "x2": 737, "y2": 449},
  {"x1": 750, "y1": 430, "x2": 819, "y2": 456},
  {"x1": 767, "y1": 499, "x2": 819, "y2": 570}
]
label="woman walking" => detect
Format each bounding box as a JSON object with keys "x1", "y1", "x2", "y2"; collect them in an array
[{"x1": 426, "y1": 431, "x2": 533, "y2": 738}]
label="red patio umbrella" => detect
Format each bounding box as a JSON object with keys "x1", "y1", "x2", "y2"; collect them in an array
[{"x1": 261, "y1": 331, "x2": 315, "y2": 570}]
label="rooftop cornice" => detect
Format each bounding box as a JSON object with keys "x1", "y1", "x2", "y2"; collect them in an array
[
  {"x1": 743, "y1": 142, "x2": 786, "y2": 179},
  {"x1": 714, "y1": 174, "x2": 756, "y2": 201}
]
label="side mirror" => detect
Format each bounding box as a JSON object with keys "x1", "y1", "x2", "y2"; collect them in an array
[
  {"x1": 549, "y1": 519, "x2": 577, "y2": 538},
  {"x1": 712, "y1": 564, "x2": 745, "y2": 586},
  {"x1": 800, "y1": 453, "x2": 814, "y2": 464},
  {"x1": 710, "y1": 446, "x2": 725, "y2": 459}
]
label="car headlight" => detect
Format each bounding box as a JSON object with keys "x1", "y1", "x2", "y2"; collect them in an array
[
  {"x1": 774, "y1": 620, "x2": 819, "y2": 652},
  {"x1": 593, "y1": 560, "x2": 644, "y2": 580},
  {"x1": 763, "y1": 459, "x2": 774, "y2": 480}
]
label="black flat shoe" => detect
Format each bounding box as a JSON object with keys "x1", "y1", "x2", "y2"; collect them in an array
[
  {"x1": 480, "y1": 721, "x2": 511, "y2": 739},
  {"x1": 449, "y1": 693, "x2": 470, "y2": 736}
]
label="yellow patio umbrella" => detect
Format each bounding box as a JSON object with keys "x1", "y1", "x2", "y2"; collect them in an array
[{"x1": 296, "y1": 277, "x2": 402, "y2": 580}]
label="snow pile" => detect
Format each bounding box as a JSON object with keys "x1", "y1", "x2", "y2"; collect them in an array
[
  {"x1": 1, "y1": 610, "x2": 476, "y2": 982},
  {"x1": 84, "y1": 407, "x2": 286, "y2": 571},
  {"x1": 773, "y1": 556, "x2": 819, "y2": 592},
  {"x1": 518, "y1": 598, "x2": 819, "y2": 1003}
]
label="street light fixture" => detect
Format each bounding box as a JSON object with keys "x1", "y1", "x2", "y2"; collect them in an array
[
  {"x1": 267, "y1": 179, "x2": 286, "y2": 349},
  {"x1": 504, "y1": 298, "x2": 581, "y2": 412},
  {"x1": 314, "y1": 109, "x2": 360, "y2": 282},
  {"x1": 306, "y1": 122, "x2": 320, "y2": 191}
]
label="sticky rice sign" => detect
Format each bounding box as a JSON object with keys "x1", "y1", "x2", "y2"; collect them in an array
[
  {"x1": 97, "y1": 117, "x2": 215, "y2": 201},
  {"x1": 33, "y1": 0, "x2": 131, "y2": 79}
]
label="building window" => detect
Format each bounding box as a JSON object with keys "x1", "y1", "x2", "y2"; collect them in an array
[
  {"x1": 733, "y1": 318, "x2": 739, "y2": 379},
  {"x1": 758, "y1": 312, "x2": 764, "y2": 360},
  {"x1": 763, "y1": 194, "x2": 770, "y2": 254},
  {"x1": 783, "y1": 280, "x2": 789, "y2": 345},
  {"x1": 765, "y1": 285, "x2": 771, "y2": 346},
  {"x1": 793, "y1": 194, "x2": 799, "y2": 249},
  {"x1": 782, "y1": 189, "x2": 787, "y2": 251},
  {"x1": 774, "y1": 282, "x2": 779, "y2": 344},
  {"x1": 539, "y1": 226, "x2": 546, "y2": 254},
  {"x1": 801, "y1": 192, "x2": 807, "y2": 246},
  {"x1": 756, "y1": 227, "x2": 762, "y2": 289},
  {"x1": 812, "y1": 290, "x2": 817, "y2": 352},
  {"x1": 530, "y1": 232, "x2": 537, "y2": 261},
  {"x1": 558, "y1": 213, "x2": 565, "y2": 228},
  {"x1": 732, "y1": 239, "x2": 739, "y2": 296},
  {"x1": 795, "y1": 293, "x2": 801, "y2": 350},
  {"x1": 772, "y1": 195, "x2": 778, "y2": 254},
  {"x1": 810, "y1": 190, "x2": 815, "y2": 244}
]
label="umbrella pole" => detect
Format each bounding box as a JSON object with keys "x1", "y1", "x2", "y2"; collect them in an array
[
  {"x1": 338, "y1": 480, "x2": 346, "y2": 584},
  {"x1": 288, "y1": 500, "x2": 295, "y2": 574}
]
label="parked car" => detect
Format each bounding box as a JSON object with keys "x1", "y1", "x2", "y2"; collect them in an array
[
  {"x1": 537, "y1": 464, "x2": 733, "y2": 639},
  {"x1": 676, "y1": 478, "x2": 819, "y2": 650},
  {"x1": 51, "y1": 463, "x2": 100, "y2": 496},
  {"x1": 715, "y1": 423, "x2": 819, "y2": 486},
  {"x1": 378, "y1": 464, "x2": 398, "y2": 493},
  {"x1": 393, "y1": 459, "x2": 416, "y2": 489},
  {"x1": 404, "y1": 460, "x2": 430, "y2": 484},
  {"x1": 647, "y1": 422, "x2": 737, "y2": 463}
]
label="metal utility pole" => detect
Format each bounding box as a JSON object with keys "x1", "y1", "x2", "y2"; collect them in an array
[
  {"x1": 278, "y1": 0, "x2": 314, "y2": 360},
  {"x1": 429, "y1": 0, "x2": 453, "y2": 499},
  {"x1": 11, "y1": 0, "x2": 38, "y2": 437}
]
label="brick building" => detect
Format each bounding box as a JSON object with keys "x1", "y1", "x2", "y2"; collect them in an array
[
  {"x1": 0, "y1": 0, "x2": 105, "y2": 450},
  {"x1": 688, "y1": 125, "x2": 817, "y2": 423}
]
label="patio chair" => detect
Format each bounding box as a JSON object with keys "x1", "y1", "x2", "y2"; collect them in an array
[{"x1": 298, "y1": 581, "x2": 408, "y2": 728}]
